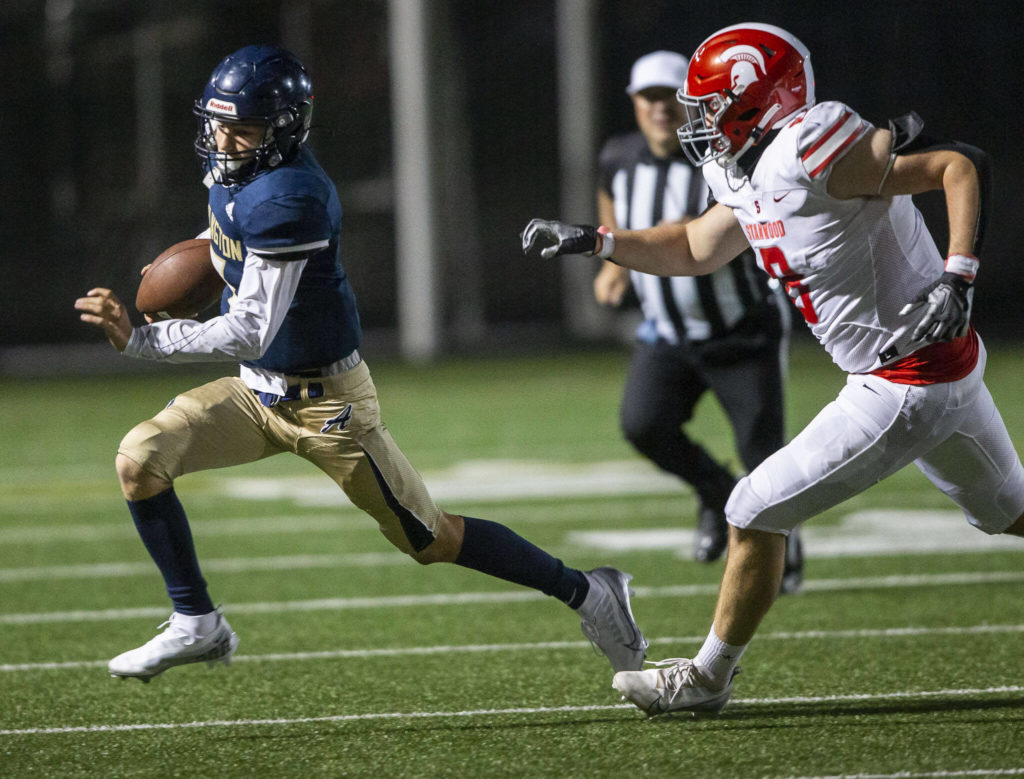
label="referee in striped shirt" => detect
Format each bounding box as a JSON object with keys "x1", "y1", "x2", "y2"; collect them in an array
[{"x1": 593, "y1": 51, "x2": 802, "y2": 592}]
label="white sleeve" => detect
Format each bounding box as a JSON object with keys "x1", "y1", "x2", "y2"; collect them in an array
[
  {"x1": 124, "y1": 253, "x2": 306, "y2": 363},
  {"x1": 797, "y1": 101, "x2": 871, "y2": 181}
]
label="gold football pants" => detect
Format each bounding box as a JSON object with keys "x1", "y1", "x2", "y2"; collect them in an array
[{"x1": 118, "y1": 361, "x2": 444, "y2": 555}]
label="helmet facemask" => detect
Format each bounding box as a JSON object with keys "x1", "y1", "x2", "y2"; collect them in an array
[
  {"x1": 677, "y1": 90, "x2": 734, "y2": 167},
  {"x1": 194, "y1": 104, "x2": 312, "y2": 185},
  {"x1": 193, "y1": 45, "x2": 315, "y2": 186},
  {"x1": 678, "y1": 85, "x2": 783, "y2": 169}
]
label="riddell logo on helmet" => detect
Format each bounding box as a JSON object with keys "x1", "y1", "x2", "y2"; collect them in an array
[{"x1": 206, "y1": 99, "x2": 238, "y2": 115}]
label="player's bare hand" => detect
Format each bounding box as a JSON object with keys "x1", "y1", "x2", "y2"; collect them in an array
[
  {"x1": 898, "y1": 272, "x2": 973, "y2": 343},
  {"x1": 594, "y1": 262, "x2": 630, "y2": 306},
  {"x1": 521, "y1": 219, "x2": 599, "y2": 259},
  {"x1": 74, "y1": 287, "x2": 134, "y2": 352}
]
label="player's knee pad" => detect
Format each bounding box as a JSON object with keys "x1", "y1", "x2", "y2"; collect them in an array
[
  {"x1": 118, "y1": 419, "x2": 178, "y2": 484},
  {"x1": 965, "y1": 464, "x2": 1024, "y2": 535},
  {"x1": 725, "y1": 472, "x2": 793, "y2": 533},
  {"x1": 407, "y1": 512, "x2": 462, "y2": 565},
  {"x1": 375, "y1": 511, "x2": 454, "y2": 566}
]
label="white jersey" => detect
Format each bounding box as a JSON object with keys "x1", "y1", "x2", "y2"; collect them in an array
[{"x1": 704, "y1": 100, "x2": 945, "y2": 373}]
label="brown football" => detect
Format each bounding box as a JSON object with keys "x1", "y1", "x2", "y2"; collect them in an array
[{"x1": 135, "y1": 238, "x2": 225, "y2": 319}]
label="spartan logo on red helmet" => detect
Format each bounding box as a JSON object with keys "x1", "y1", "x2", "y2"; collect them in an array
[
  {"x1": 722, "y1": 44, "x2": 768, "y2": 93},
  {"x1": 677, "y1": 23, "x2": 815, "y2": 167}
]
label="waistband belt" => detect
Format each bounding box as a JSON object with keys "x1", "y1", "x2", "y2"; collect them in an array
[{"x1": 255, "y1": 382, "x2": 324, "y2": 408}]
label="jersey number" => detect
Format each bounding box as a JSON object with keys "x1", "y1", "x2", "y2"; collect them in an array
[{"x1": 757, "y1": 246, "x2": 819, "y2": 324}]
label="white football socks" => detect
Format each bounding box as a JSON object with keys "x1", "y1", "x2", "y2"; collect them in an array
[
  {"x1": 173, "y1": 610, "x2": 218, "y2": 636},
  {"x1": 694, "y1": 624, "x2": 747, "y2": 686}
]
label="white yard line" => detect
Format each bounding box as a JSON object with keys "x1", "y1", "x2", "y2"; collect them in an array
[
  {"x1": 6, "y1": 507, "x2": 1021, "y2": 563},
  {"x1": 5, "y1": 623, "x2": 1024, "y2": 673},
  {"x1": 0, "y1": 552, "x2": 408, "y2": 582},
  {"x1": 2, "y1": 684, "x2": 1022, "y2": 737},
  {"x1": 4, "y1": 570, "x2": 1024, "y2": 626},
  {"x1": 0, "y1": 515, "x2": 365, "y2": 544},
  {"x1": 2, "y1": 524, "x2": 1022, "y2": 582},
  {"x1": 787, "y1": 770, "x2": 1024, "y2": 779}
]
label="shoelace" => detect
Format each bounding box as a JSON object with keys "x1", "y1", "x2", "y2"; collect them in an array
[
  {"x1": 646, "y1": 658, "x2": 701, "y2": 704},
  {"x1": 148, "y1": 615, "x2": 199, "y2": 647}
]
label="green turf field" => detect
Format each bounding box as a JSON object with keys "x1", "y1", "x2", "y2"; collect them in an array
[{"x1": 2, "y1": 339, "x2": 1023, "y2": 777}]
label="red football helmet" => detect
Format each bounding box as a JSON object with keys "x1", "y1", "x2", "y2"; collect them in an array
[{"x1": 677, "y1": 23, "x2": 815, "y2": 167}]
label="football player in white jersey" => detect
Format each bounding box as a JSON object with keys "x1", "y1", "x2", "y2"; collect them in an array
[
  {"x1": 594, "y1": 51, "x2": 802, "y2": 586},
  {"x1": 523, "y1": 22, "x2": 1024, "y2": 716}
]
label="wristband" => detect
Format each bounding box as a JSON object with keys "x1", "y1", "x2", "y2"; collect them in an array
[
  {"x1": 945, "y1": 253, "x2": 979, "y2": 282},
  {"x1": 596, "y1": 225, "x2": 615, "y2": 259}
]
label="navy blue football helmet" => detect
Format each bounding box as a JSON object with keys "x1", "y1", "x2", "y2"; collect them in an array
[{"x1": 194, "y1": 45, "x2": 314, "y2": 184}]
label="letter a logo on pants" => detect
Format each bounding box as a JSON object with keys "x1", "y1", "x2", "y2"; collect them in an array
[{"x1": 321, "y1": 404, "x2": 353, "y2": 433}]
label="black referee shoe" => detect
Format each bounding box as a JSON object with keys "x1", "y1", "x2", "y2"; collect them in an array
[
  {"x1": 779, "y1": 530, "x2": 804, "y2": 595},
  {"x1": 693, "y1": 505, "x2": 728, "y2": 563}
]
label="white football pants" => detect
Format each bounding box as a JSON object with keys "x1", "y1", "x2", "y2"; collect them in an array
[{"x1": 727, "y1": 338, "x2": 1024, "y2": 535}]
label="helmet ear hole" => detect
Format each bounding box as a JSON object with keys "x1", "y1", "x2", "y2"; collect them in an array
[{"x1": 738, "y1": 108, "x2": 759, "y2": 121}]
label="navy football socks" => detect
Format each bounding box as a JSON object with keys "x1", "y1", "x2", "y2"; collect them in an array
[
  {"x1": 455, "y1": 516, "x2": 589, "y2": 608},
  {"x1": 126, "y1": 488, "x2": 215, "y2": 615}
]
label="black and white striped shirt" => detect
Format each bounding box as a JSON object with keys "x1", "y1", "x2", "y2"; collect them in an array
[{"x1": 598, "y1": 132, "x2": 780, "y2": 345}]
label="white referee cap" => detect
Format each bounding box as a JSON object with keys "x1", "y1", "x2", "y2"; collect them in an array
[{"x1": 626, "y1": 50, "x2": 689, "y2": 94}]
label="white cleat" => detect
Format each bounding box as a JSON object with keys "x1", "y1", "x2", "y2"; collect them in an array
[
  {"x1": 578, "y1": 567, "x2": 649, "y2": 672},
  {"x1": 613, "y1": 658, "x2": 739, "y2": 717},
  {"x1": 108, "y1": 611, "x2": 238, "y2": 682}
]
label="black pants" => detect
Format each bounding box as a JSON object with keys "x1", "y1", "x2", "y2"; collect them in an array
[{"x1": 619, "y1": 336, "x2": 786, "y2": 509}]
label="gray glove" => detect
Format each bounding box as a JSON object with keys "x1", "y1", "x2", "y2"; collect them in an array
[
  {"x1": 899, "y1": 272, "x2": 974, "y2": 343},
  {"x1": 521, "y1": 219, "x2": 598, "y2": 259}
]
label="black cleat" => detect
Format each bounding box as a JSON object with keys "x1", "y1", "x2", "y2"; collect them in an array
[
  {"x1": 780, "y1": 530, "x2": 804, "y2": 595},
  {"x1": 693, "y1": 505, "x2": 729, "y2": 563}
]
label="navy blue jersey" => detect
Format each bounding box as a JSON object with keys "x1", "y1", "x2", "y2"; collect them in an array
[{"x1": 206, "y1": 146, "x2": 361, "y2": 373}]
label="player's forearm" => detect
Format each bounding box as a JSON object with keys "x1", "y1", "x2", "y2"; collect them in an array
[
  {"x1": 125, "y1": 256, "x2": 305, "y2": 363},
  {"x1": 887, "y1": 143, "x2": 990, "y2": 257},
  {"x1": 607, "y1": 223, "x2": 703, "y2": 276},
  {"x1": 943, "y1": 153, "x2": 982, "y2": 257},
  {"x1": 125, "y1": 310, "x2": 268, "y2": 362}
]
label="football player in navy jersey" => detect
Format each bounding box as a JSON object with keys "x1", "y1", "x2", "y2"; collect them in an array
[{"x1": 75, "y1": 45, "x2": 646, "y2": 683}]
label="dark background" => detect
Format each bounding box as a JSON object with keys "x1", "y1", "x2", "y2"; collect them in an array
[{"x1": 2, "y1": 0, "x2": 1020, "y2": 357}]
